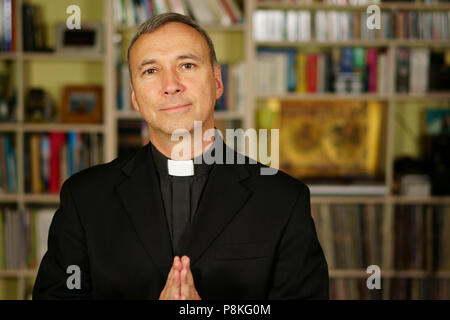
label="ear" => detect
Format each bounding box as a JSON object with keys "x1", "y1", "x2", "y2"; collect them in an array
[
  {"x1": 130, "y1": 82, "x2": 140, "y2": 113},
  {"x1": 214, "y1": 64, "x2": 224, "y2": 100}
]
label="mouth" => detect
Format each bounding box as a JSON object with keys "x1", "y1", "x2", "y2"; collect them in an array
[{"x1": 161, "y1": 103, "x2": 191, "y2": 112}]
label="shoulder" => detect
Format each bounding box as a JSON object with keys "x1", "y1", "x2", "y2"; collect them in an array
[
  {"x1": 63, "y1": 146, "x2": 142, "y2": 192},
  {"x1": 229, "y1": 148, "x2": 310, "y2": 201}
]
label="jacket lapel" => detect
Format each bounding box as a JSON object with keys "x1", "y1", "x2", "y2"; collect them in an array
[{"x1": 115, "y1": 144, "x2": 174, "y2": 276}]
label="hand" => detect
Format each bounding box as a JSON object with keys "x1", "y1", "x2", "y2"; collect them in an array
[
  {"x1": 159, "y1": 256, "x2": 182, "y2": 300},
  {"x1": 158, "y1": 256, "x2": 201, "y2": 300},
  {"x1": 179, "y1": 256, "x2": 201, "y2": 300}
]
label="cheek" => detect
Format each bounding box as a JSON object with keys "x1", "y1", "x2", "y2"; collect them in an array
[{"x1": 135, "y1": 83, "x2": 158, "y2": 108}]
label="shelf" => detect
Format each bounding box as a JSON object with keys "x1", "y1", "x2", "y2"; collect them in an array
[
  {"x1": 390, "y1": 196, "x2": 450, "y2": 205},
  {"x1": 329, "y1": 269, "x2": 450, "y2": 279},
  {"x1": 0, "y1": 123, "x2": 106, "y2": 133},
  {"x1": 0, "y1": 122, "x2": 20, "y2": 131},
  {"x1": 255, "y1": 2, "x2": 450, "y2": 11},
  {"x1": 23, "y1": 193, "x2": 59, "y2": 204},
  {"x1": 311, "y1": 196, "x2": 387, "y2": 204},
  {"x1": 213, "y1": 111, "x2": 245, "y2": 120},
  {"x1": 393, "y1": 93, "x2": 450, "y2": 101},
  {"x1": 256, "y1": 93, "x2": 391, "y2": 101},
  {"x1": 22, "y1": 52, "x2": 105, "y2": 62},
  {"x1": 311, "y1": 195, "x2": 450, "y2": 205},
  {"x1": 23, "y1": 123, "x2": 105, "y2": 133},
  {"x1": 0, "y1": 193, "x2": 20, "y2": 202},
  {"x1": 256, "y1": 40, "x2": 450, "y2": 48},
  {"x1": 0, "y1": 193, "x2": 60, "y2": 204},
  {"x1": 0, "y1": 269, "x2": 38, "y2": 278},
  {"x1": 256, "y1": 93, "x2": 450, "y2": 101},
  {"x1": 0, "y1": 52, "x2": 17, "y2": 60},
  {"x1": 115, "y1": 110, "x2": 141, "y2": 120}
]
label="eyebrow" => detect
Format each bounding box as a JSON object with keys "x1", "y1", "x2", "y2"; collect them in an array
[{"x1": 138, "y1": 53, "x2": 203, "y2": 71}]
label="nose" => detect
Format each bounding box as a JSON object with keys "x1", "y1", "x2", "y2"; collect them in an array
[{"x1": 162, "y1": 71, "x2": 185, "y2": 96}]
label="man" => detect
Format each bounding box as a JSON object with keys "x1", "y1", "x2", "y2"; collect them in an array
[{"x1": 33, "y1": 13, "x2": 328, "y2": 300}]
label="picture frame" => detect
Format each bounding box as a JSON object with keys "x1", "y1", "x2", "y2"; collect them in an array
[
  {"x1": 61, "y1": 85, "x2": 103, "y2": 123},
  {"x1": 55, "y1": 22, "x2": 102, "y2": 55}
]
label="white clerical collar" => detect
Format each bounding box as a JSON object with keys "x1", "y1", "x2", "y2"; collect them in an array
[{"x1": 167, "y1": 159, "x2": 194, "y2": 177}]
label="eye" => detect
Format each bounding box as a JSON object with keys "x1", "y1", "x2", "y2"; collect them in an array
[
  {"x1": 143, "y1": 68, "x2": 156, "y2": 75},
  {"x1": 181, "y1": 63, "x2": 195, "y2": 70}
]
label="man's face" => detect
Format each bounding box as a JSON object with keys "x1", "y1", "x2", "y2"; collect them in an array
[{"x1": 129, "y1": 22, "x2": 223, "y2": 135}]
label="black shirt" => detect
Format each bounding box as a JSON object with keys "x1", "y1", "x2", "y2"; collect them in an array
[{"x1": 150, "y1": 133, "x2": 218, "y2": 255}]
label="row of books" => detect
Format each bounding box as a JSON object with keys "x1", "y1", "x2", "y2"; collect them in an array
[
  {"x1": 0, "y1": 134, "x2": 17, "y2": 193},
  {"x1": 311, "y1": 204, "x2": 385, "y2": 270},
  {"x1": 253, "y1": 9, "x2": 450, "y2": 42},
  {"x1": 117, "y1": 120, "x2": 149, "y2": 157},
  {"x1": 0, "y1": 0, "x2": 15, "y2": 52},
  {"x1": 0, "y1": 70, "x2": 16, "y2": 122},
  {"x1": 114, "y1": 0, "x2": 244, "y2": 28},
  {"x1": 396, "y1": 48, "x2": 450, "y2": 93},
  {"x1": 312, "y1": 204, "x2": 450, "y2": 271},
  {"x1": 117, "y1": 61, "x2": 246, "y2": 112},
  {"x1": 393, "y1": 205, "x2": 429, "y2": 270},
  {"x1": 261, "y1": 0, "x2": 442, "y2": 4},
  {"x1": 24, "y1": 132, "x2": 103, "y2": 194},
  {"x1": 255, "y1": 47, "x2": 449, "y2": 94},
  {"x1": 0, "y1": 206, "x2": 54, "y2": 270},
  {"x1": 330, "y1": 278, "x2": 450, "y2": 300},
  {"x1": 22, "y1": 3, "x2": 47, "y2": 52},
  {"x1": 255, "y1": 47, "x2": 390, "y2": 94}
]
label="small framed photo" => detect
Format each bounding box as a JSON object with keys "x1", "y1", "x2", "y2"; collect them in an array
[
  {"x1": 61, "y1": 86, "x2": 103, "y2": 123},
  {"x1": 55, "y1": 23, "x2": 102, "y2": 55}
]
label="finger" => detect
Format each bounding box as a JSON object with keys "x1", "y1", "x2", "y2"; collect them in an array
[
  {"x1": 180, "y1": 259, "x2": 195, "y2": 299},
  {"x1": 174, "y1": 256, "x2": 182, "y2": 272},
  {"x1": 183, "y1": 257, "x2": 195, "y2": 286},
  {"x1": 166, "y1": 257, "x2": 178, "y2": 287},
  {"x1": 172, "y1": 269, "x2": 181, "y2": 299}
]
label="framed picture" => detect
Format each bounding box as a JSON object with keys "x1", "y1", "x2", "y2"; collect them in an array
[
  {"x1": 55, "y1": 23, "x2": 102, "y2": 55},
  {"x1": 61, "y1": 86, "x2": 103, "y2": 123}
]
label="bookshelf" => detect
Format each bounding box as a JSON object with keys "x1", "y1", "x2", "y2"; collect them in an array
[
  {"x1": 247, "y1": 0, "x2": 450, "y2": 300},
  {"x1": 0, "y1": 0, "x2": 449, "y2": 299}
]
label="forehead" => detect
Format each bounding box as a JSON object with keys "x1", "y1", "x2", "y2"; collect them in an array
[{"x1": 130, "y1": 22, "x2": 210, "y2": 63}]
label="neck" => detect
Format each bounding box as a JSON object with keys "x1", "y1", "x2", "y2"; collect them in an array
[{"x1": 149, "y1": 124, "x2": 215, "y2": 160}]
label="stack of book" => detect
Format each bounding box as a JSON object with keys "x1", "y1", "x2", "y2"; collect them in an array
[
  {"x1": 311, "y1": 204, "x2": 385, "y2": 270},
  {"x1": 21, "y1": 2, "x2": 48, "y2": 52},
  {"x1": 24, "y1": 132, "x2": 103, "y2": 194},
  {"x1": 255, "y1": 47, "x2": 391, "y2": 94},
  {"x1": 0, "y1": 134, "x2": 17, "y2": 194},
  {"x1": 0, "y1": 0, "x2": 15, "y2": 52},
  {"x1": 114, "y1": 0, "x2": 244, "y2": 28},
  {"x1": 0, "y1": 207, "x2": 55, "y2": 270},
  {"x1": 396, "y1": 48, "x2": 450, "y2": 93},
  {"x1": 253, "y1": 9, "x2": 450, "y2": 42},
  {"x1": 118, "y1": 119, "x2": 149, "y2": 157}
]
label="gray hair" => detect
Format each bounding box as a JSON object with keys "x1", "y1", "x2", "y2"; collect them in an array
[{"x1": 127, "y1": 13, "x2": 218, "y2": 76}]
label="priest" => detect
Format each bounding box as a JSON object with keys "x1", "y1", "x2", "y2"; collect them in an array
[{"x1": 32, "y1": 13, "x2": 329, "y2": 300}]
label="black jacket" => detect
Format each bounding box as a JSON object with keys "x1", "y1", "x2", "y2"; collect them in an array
[{"x1": 32, "y1": 140, "x2": 329, "y2": 299}]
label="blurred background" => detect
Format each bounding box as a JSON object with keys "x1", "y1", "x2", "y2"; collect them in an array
[{"x1": 0, "y1": 0, "x2": 449, "y2": 299}]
